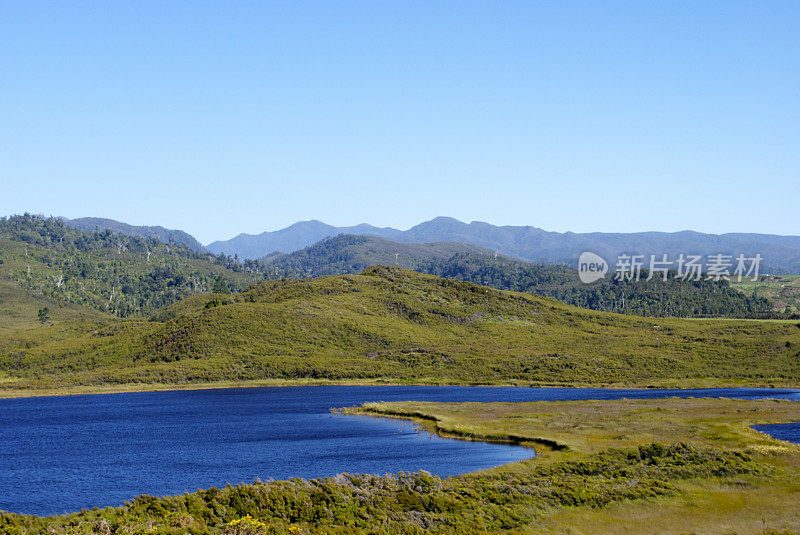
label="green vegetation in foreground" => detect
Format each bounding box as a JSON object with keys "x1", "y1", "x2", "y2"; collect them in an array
[
  {"x1": 733, "y1": 274, "x2": 800, "y2": 315},
  {"x1": 3, "y1": 397, "x2": 799, "y2": 534},
  {"x1": 2, "y1": 265, "x2": 800, "y2": 394}
]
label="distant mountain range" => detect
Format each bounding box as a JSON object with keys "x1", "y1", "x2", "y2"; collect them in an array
[
  {"x1": 208, "y1": 220, "x2": 401, "y2": 259},
  {"x1": 61, "y1": 217, "x2": 206, "y2": 253},
  {"x1": 209, "y1": 216, "x2": 800, "y2": 273},
  {"x1": 38, "y1": 215, "x2": 800, "y2": 273},
  {"x1": 0, "y1": 215, "x2": 777, "y2": 320}
]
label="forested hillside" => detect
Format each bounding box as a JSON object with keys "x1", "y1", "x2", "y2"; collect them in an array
[
  {"x1": 262, "y1": 235, "x2": 776, "y2": 318},
  {"x1": 0, "y1": 215, "x2": 260, "y2": 317},
  {"x1": 421, "y1": 253, "x2": 776, "y2": 318},
  {"x1": 62, "y1": 217, "x2": 206, "y2": 253},
  {"x1": 261, "y1": 234, "x2": 492, "y2": 277},
  {"x1": 0, "y1": 220, "x2": 777, "y2": 321},
  {"x1": 2, "y1": 266, "x2": 798, "y2": 393}
]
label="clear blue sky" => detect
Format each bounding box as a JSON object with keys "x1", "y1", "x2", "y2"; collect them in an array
[{"x1": 1, "y1": 1, "x2": 798, "y2": 244}]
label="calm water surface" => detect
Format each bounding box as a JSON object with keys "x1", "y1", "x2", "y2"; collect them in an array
[
  {"x1": 1, "y1": 385, "x2": 798, "y2": 515},
  {"x1": 752, "y1": 423, "x2": 800, "y2": 445}
]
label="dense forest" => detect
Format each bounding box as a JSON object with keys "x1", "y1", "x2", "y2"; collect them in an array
[
  {"x1": 261, "y1": 235, "x2": 777, "y2": 318},
  {"x1": 420, "y1": 253, "x2": 777, "y2": 318},
  {"x1": 260, "y1": 234, "x2": 490, "y2": 277},
  {"x1": 0, "y1": 219, "x2": 781, "y2": 320},
  {"x1": 0, "y1": 215, "x2": 260, "y2": 317}
]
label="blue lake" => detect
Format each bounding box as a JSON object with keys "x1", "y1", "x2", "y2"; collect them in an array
[
  {"x1": 1, "y1": 385, "x2": 799, "y2": 516},
  {"x1": 752, "y1": 423, "x2": 800, "y2": 445}
]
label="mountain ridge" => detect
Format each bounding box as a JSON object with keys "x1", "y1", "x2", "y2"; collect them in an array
[
  {"x1": 207, "y1": 216, "x2": 800, "y2": 272},
  {"x1": 62, "y1": 217, "x2": 206, "y2": 253}
]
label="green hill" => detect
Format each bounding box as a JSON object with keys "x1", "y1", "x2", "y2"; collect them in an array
[
  {"x1": 62, "y1": 216, "x2": 207, "y2": 253},
  {"x1": 262, "y1": 235, "x2": 776, "y2": 318},
  {"x1": 261, "y1": 234, "x2": 494, "y2": 276},
  {"x1": 0, "y1": 214, "x2": 261, "y2": 318},
  {"x1": 732, "y1": 274, "x2": 800, "y2": 315},
  {"x1": 419, "y1": 252, "x2": 777, "y2": 318},
  {"x1": 2, "y1": 266, "x2": 798, "y2": 393}
]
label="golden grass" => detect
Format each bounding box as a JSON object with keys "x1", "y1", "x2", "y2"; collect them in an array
[{"x1": 350, "y1": 397, "x2": 800, "y2": 534}]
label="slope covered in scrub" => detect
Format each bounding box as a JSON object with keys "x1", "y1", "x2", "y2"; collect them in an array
[{"x1": 2, "y1": 266, "x2": 798, "y2": 393}]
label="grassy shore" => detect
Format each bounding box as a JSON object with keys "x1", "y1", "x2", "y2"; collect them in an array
[
  {"x1": 3, "y1": 397, "x2": 799, "y2": 534},
  {"x1": 348, "y1": 397, "x2": 800, "y2": 534},
  {"x1": 2, "y1": 376, "x2": 798, "y2": 399},
  {"x1": 0, "y1": 378, "x2": 390, "y2": 399}
]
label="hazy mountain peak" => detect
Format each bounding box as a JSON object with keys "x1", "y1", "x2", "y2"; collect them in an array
[
  {"x1": 206, "y1": 217, "x2": 800, "y2": 272},
  {"x1": 62, "y1": 217, "x2": 205, "y2": 252}
]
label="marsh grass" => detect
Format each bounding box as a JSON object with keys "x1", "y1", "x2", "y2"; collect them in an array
[{"x1": 4, "y1": 397, "x2": 799, "y2": 534}]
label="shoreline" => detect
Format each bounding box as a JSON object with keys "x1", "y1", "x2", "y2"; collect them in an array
[
  {"x1": 1, "y1": 377, "x2": 798, "y2": 400},
  {"x1": 340, "y1": 404, "x2": 567, "y2": 452},
  {"x1": 5, "y1": 397, "x2": 799, "y2": 531}
]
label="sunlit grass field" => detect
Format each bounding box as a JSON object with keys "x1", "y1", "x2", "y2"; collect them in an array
[
  {"x1": 2, "y1": 267, "x2": 800, "y2": 395},
  {"x1": 350, "y1": 397, "x2": 800, "y2": 534}
]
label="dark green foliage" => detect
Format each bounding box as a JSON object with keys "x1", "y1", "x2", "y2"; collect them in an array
[
  {"x1": 0, "y1": 214, "x2": 260, "y2": 317},
  {"x1": 37, "y1": 307, "x2": 49, "y2": 324},
  {"x1": 213, "y1": 277, "x2": 231, "y2": 294},
  {"x1": 62, "y1": 217, "x2": 206, "y2": 253},
  {"x1": 3, "y1": 266, "x2": 798, "y2": 391},
  {"x1": 261, "y1": 234, "x2": 490, "y2": 277},
  {"x1": 0, "y1": 443, "x2": 764, "y2": 534},
  {"x1": 260, "y1": 235, "x2": 776, "y2": 318},
  {"x1": 420, "y1": 253, "x2": 775, "y2": 318}
]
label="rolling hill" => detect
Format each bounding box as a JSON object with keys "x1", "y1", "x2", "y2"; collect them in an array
[
  {"x1": 732, "y1": 274, "x2": 800, "y2": 314},
  {"x1": 2, "y1": 266, "x2": 798, "y2": 393},
  {"x1": 261, "y1": 235, "x2": 776, "y2": 318}
]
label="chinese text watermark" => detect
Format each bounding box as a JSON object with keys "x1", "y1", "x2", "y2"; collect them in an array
[{"x1": 578, "y1": 252, "x2": 762, "y2": 283}]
